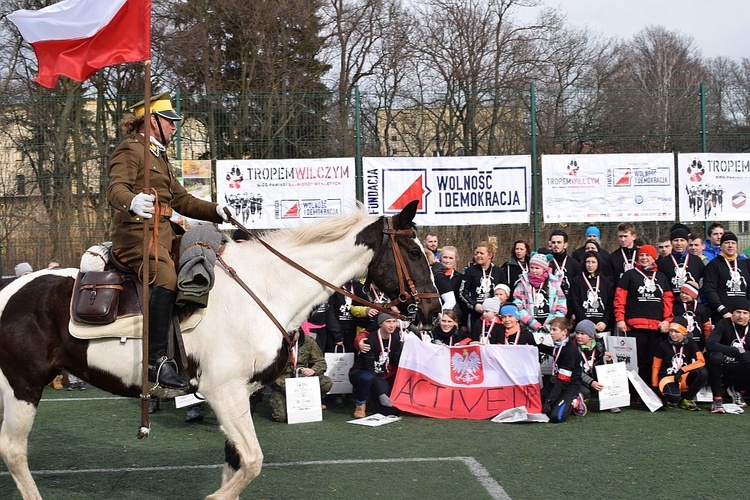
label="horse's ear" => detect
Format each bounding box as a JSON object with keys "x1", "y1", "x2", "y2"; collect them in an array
[{"x1": 392, "y1": 200, "x2": 418, "y2": 229}]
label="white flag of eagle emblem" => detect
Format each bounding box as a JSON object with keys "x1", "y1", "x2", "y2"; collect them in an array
[{"x1": 451, "y1": 346, "x2": 484, "y2": 385}]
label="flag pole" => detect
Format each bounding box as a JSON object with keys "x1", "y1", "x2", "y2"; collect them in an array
[{"x1": 138, "y1": 62, "x2": 152, "y2": 439}]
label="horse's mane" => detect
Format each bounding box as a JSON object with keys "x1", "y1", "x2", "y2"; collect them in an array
[{"x1": 261, "y1": 205, "x2": 374, "y2": 248}]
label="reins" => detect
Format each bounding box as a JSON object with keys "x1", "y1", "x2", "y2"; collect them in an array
[{"x1": 219, "y1": 208, "x2": 434, "y2": 345}]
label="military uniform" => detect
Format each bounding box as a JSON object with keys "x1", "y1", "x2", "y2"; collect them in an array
[
  {"x1": 107, "y1": 134, "x2": 221, "y2": 290},
  {"x1": 269, "y1": 334, "x2": 333, "y2": 422},
  {"x1": 106, "y1": 91, "x2": 227, "y2": 390}
]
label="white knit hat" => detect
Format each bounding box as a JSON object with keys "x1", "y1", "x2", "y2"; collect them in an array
[
  {"x1": 14, "y1": 262, "x2": 33, "y2": 277},
  {"x1": 481, "y1": 297, "x2": 502, "y2": 313}
]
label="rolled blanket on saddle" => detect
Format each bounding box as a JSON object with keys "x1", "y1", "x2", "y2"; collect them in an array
[{"x1": 176, "y1": 224, "x2": 223, "y2": 308}]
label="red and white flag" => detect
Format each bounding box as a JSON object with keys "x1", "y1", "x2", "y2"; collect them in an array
[
  {"x1": 8, "y1": 0, "x2": 150, "y2": 88},
  {"x1": 392, "y1": 335, "x2": 542, "y2": 419}
]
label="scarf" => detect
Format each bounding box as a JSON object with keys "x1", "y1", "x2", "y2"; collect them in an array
[
  {"x1": 722, "y1": 251, "x2": 738, "y2": 262},
  {"x1": 528, "y1": 272, "x2": 547, "y2": 289}
]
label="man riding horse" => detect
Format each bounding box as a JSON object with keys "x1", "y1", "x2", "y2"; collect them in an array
[{"x1": 107, "y1": 91, "x2": 229, "y2": 390}]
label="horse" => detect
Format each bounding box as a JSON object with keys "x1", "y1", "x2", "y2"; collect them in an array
[{"x1": 0, "y1": 200, "x2": 441, "y2": 499}]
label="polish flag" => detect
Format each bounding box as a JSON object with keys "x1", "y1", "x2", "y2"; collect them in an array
[
  {"x1": 392, "y1": 335, "x2": 542, "y2": 419},
  {"x1": 8, "y1": 0, "x2": 150, "y2": 88}
]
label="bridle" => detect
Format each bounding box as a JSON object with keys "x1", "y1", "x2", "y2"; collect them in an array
[
  {"x1": 218, "y1": 209, "x2": 439, "y2": 345},
  {"x1": 369, "y1": 216, "x2": 440, "y2": 321}
]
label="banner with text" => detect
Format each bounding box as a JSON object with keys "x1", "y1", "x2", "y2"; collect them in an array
[
  {"x1": 542, "y1": 153, "x2": 675, "y2": 222},
  {"x1": 391, "y1": 335, "x2": 542, "y2": 419},
  {"x1": 678, "y1": 153, "x2": 750, "y2": 222},
  {"x1": 364, "y1": 156, "x2": 531, "y2": 225},
  {"x1": 216, "y1": 158, "x2": 357, "y2": 229}
]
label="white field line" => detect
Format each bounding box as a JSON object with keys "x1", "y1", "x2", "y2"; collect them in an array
[{"x1": 0, "y1": 457, "x2": 510, "y2": 500}]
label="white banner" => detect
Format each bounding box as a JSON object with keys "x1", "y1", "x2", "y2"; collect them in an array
[
  {"x1": 678, "y1": 153, "x2": 750, "y2": 222},
  {"x1": 216, "y1": 158, "x2": 357, "y2": 229},
  {"x1": 363, "y1": 156, "x2": 531, "y2": 225},
  {"x1": 541, "y1": 153, "x2": 675, "y2": 222}
]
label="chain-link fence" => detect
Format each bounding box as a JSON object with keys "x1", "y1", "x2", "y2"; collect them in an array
[{"x1": 0, "y1": 85, "x2": 748, "y2": 276}]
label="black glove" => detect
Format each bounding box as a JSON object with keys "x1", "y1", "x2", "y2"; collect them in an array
[
  {"x1": 542, "y1": 401, "x2": 552, "y2": 415},
  {"x1": 673, "y1": 369, "x2": 684, "y2": 385},
  {"x1": 740, "y1": 351, "x2": 750, "y2": 364},
  {"x1": 730, "y1": 348, "x2": 743, "y2": 359}
]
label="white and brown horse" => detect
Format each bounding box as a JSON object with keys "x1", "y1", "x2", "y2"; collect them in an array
[{"x1": 0, "y1": 200, "x2": 441, "y2": 499}]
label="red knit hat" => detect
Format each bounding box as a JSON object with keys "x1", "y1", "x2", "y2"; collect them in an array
[{"x1": 638, "y1": 244, "x2": 657, "y2": 260}]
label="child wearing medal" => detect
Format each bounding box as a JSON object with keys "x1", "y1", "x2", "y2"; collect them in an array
[
  {"x1": 513, "y1": 252, "x2": 567, "y2": 336},
  {"x1": 672, "y1": 280, "x2": 712, "y2": 351},
  {"x1": 652, "y1": 316, "x2": 708, "y2": 411},
  {"x1": 536, "y1": 317, "x2": 584, "y2": 423},
  {"x1": 349, "y1": 312, "x2": 404, "y2": 419},
  {"x1": 569, "y1": 251, "x2": 615, "y2": 334},
  {"x1": 469, "y1": 297, "x2": 502, "y2": 345},
  {"x1": 574, "y1": 319, "x2": 619, "y2": 413},
  {"x1": 613, "y1": 244, "x2": 674, "y2": 383}
]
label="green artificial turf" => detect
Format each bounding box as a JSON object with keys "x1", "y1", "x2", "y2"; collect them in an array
[{"x1": 0, "y1": 387, "x2": 745, "y2": 499}]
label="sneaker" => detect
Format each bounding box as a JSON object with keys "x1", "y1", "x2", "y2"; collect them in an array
[
  {"x1": 609, "y1": 407, "x2": 622, "y2": 414},
  {"x1": 67, "y1": 384, "x2": 76, "y2": 391},
  {"x1": 79, "y1": 382, "x2": 87, "y2": 391},
  {"x1": 665, "y1": 402, "x2": 678, "y2": 409},
  {"x1": 711, "y1": 399, "x2": 726, "y2": 414},
  {"x1": 680, "y1": 399, "x2": 700, "y2": 411},
  {"x1": 727, "y1": 386, "x2": 748, "y2": 408},
  {"x1": 572, "y1": 394, "x2": 587, "y2": 416}
]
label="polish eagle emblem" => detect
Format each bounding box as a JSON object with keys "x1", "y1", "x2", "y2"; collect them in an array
[{"x1": 451, "y1": 347, "x2": 484, "y2": 385}]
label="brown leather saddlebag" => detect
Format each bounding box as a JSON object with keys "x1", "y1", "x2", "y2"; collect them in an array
[{"x1": 72, "y1": 271, "x2": 125, "y2": 325}]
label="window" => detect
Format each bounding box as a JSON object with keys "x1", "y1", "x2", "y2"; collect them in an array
[
  {"x1": 391, "y1": 149, "x2": 399, "y2": 156},
  {"x1": 739, "y1": 221, "x2": 750, "y2": 233},
  {"x1": 390, "y1": 135, "x2": 398, "y2": 142},
  {"x1": 16, "y1": 175, "x2": 25, "y2": 195}
]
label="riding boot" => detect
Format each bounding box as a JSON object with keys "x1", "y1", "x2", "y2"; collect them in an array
[{"x1": 147, "y1": 286, "x2": 188, "y2": 389}]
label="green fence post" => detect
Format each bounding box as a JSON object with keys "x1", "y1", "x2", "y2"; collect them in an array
[
  {"x1": 530, "y1": 84, "x2": 539, "y2": 251},
  {"x1": 355, "y1": 86, "x2": 363, "y2": 203}
]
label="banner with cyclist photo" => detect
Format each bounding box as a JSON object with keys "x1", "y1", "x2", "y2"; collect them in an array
[{"x1": 677, "y1": 153, "x2": 750, "y2": 222}]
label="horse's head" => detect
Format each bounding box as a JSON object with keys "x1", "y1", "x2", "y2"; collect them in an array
[{"x1": 357, "y1": 200, "x2": 441, "y2": 329}]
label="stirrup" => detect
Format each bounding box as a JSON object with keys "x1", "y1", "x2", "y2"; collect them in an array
[{"x1": 149, "y1": 357, "x2": 189, "y2": 398}]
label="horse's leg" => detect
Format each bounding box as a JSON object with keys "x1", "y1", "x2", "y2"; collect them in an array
[
  {"x1": 0, "y1": 392, "x2": 42, "y2": 500},
  {"x1": 204, "y1": 382, "x2": 262, "y2": 500}
]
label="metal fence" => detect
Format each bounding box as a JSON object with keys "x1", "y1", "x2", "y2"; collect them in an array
[{"x1": 0, "y1": 85, "x2": 748, "y2": 276}]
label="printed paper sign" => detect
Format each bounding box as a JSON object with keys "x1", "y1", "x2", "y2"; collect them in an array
[{"x1": 595, "y1": 362, "x2": 630, "y2": 410}]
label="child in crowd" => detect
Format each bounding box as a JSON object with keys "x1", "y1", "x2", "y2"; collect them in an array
[
  {"x1": 652, "y1": 316, "x2": 708, "y2": 411},
  {"x1": 513, "y1": 252, "x2": 567, "y2": 335},
  {"x1": 349, "y1": 313, "x2": 404, "y2": 418},
  {"x1": 574, "y1": 319, "x2": 619, "y2": 413},
  {"x1": 470, "y1": 297, "x2": 502, "y2": 345},
  {"x1": 672, "y1": 280, "x2": 712, "y2": 351},
  {"x1": 493, "y1": 283, "x2": 511, "y2": 306},
  {"x1": 496, "y1": 305, "x2": 536, "y2": 346},
  {"x1": 536, "y1": 317, "x2": 583, "y2": 423}
]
